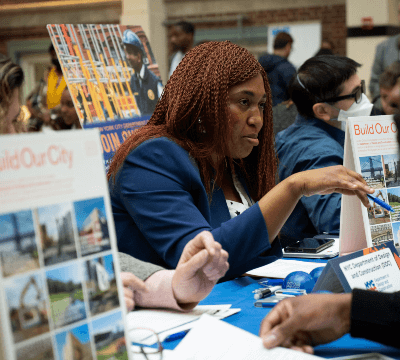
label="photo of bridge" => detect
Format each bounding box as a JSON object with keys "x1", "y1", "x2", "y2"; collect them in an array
[
  {"x1": 0, "y1": 210, "x2": 39, "y2": 278},
  {"x1": 359, "y1": 155, "x2": 385, "y2": 189}
]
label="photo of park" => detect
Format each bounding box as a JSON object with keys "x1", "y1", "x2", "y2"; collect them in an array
[
  {"x1": 0, "y1": 209, "x2": 40, "y2": 278},
  {"x1": 74, "y1": 197, "x2": 111, "y2": 256},
  {"x1": 86, "y1": 254, "x2": 119, "y2": 316},
  {"x1": 388, "y1": 187, "x2": 400, "y2": 222},
  {"x1": 359, "y1": 155, "x2": 385, "y2": 189},
  {"x1": 36, "y1": 202, "x2": 78, "y2": 266},
  {"x1": 92, "y1": 311, "x2": 127, "y2": 360},
  {"x1": 55, "y1": 323, "x2": 93, "y2": 360},
  {"x1": 16, "y1": 335, "x2": 54, "y2": 360},
  {"x1": 5, "y1": 273, "x2": 49, "y2": 343},
  {"x1": 367, "y1": 189, "x2": 391, "y2": 225},
  {"x1": 46, "y1": 263, "x2": 87, "y2": 329},
  {"x1": 370, "y1": 223, "x2": 394, "y2": 247}
]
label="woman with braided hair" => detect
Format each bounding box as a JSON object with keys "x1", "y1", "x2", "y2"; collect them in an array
[{"x1": 108, "y1": 41, "x2": 373, "y2": 281}]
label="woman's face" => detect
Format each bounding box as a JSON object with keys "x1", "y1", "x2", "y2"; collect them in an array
[
  {"x1": 227, "y1": 73, "x2": 266, "y2": 159},
  {"x1": 3, "y1": 88, "x2": 21, "y2": 134}
]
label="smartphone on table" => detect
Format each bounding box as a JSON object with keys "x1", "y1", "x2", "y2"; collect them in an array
[{"x1": 284, "y1": 238, "x2": 335, "y2": 254}]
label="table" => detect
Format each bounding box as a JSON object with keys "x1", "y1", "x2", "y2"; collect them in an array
[{"x1": 196, "y1": 276, "x2": 400, "y2": 359}]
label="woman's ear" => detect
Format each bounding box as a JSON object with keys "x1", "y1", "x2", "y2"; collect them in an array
[{"x1": 312, "y1": 102, "x2": 334, "y2": 122}]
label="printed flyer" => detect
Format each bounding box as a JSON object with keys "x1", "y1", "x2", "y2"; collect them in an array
[
  {"x1": 47, "y1": 24, "x2": 163, "y2": 164},
  {"x1": 0, "y1": 130, "x2": 130, "y2": 360},
  {"x1": 348, "y1": 116, "x2": 400, "y2": 249}
]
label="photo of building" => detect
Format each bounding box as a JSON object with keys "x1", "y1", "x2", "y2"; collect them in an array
[{"x1": 74, "y1": 197, "x2": 111, "y2": 256}]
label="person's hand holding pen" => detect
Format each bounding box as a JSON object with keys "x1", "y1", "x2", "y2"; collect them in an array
[{"x1": 172, "y1": 231, "x2": 229, "y2": 306}]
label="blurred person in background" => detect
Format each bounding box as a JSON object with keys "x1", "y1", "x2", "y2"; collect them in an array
[
  {"x1": 369, "y1": 3, "x2": 400, "y2": 100},
  {"x1": 372, "y1": 61, "x2": 400, "y2": 115},
  {"x1": 314, "y1": 38, "x2": 335, "y2": 57},
  {"x1": 258, "y1": 32, "x2": 296, "y2": 107},
  {"x1": 57, "y1": 88, "x2": 82, "y2": 130},
  {"x1": 26, "y1": 44, "x2": 67, "y2": 132},
  {"x1": 0, "y1": 57, "x2": 26, "y2": 134},
  {"x1": 168, "y1": 21, "x2": 195, "y2": 78}
]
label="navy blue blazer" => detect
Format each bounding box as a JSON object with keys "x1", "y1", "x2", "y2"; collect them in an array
[{"x1": 109, "y1": 137, "x2": 282, "y2": 281}]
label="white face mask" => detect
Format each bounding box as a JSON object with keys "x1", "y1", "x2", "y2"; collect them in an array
[{"x1": 332, "y1": 93, "x2": 374, "y2": 121}]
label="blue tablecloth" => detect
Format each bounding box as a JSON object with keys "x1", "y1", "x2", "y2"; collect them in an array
[{"x1": 197, "y1": 276, "x2": 400, "y2": 359}]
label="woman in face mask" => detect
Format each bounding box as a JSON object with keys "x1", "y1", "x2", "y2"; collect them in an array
[
  {"x1": 275, "y1": 55, "x2": 374, "y2": 246},
  {"x1": 323, "y1": 80, "x2": 374, "y2": 126}
]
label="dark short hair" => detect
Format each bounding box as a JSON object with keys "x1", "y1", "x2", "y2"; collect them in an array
[
  {"x1": 174, "y1": 21, "x2": 195, "y2": 35},
  {"x1": 124, "y1": 43, "x2": 141, "y2": 56},
  {"x1": 48, "y1": 44, "x2": 55, "y2": 53},
  {"x1": 273, "y1": 32, "x2": 293, "y2": 50},
  {"x1": 379, "y1": 62, "x2": 400, "y2": 89},
  {"x1": 290, "y1": 55, "x2": 361, "y2": 118}
]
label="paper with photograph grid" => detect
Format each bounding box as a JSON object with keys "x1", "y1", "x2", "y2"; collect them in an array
[
  {"x1": 349, "y1": 116, "x2": 400, "y2": 249},
  {"x1": 0, "y1": 130, "x2": 131, "y2": 360}
]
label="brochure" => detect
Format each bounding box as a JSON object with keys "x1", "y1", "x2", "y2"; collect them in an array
[{"x1": 0, "y1": 130, "x2": 130, "y2": 360}]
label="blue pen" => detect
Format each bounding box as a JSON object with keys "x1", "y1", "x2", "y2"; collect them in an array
[
  {"x1": 367, "y1": 194, "x2": 394, "y2": 212},
  {"x1": 258, "y1": 279, "x2": 284, "y2": 287},
  {"x1": 275, "y1": 289, "x2": 307, "y2": 296},
  {"x1": 164, "y1": 329, "x2": 190, "y2": 342}
]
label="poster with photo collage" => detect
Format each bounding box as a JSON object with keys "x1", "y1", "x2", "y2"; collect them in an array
[
  {"x1": 0, "y1": 130, "x2": 130, "y2": 360},
  {"x1": 348, "y1": 116, "x2": 400, "y2": 249}
]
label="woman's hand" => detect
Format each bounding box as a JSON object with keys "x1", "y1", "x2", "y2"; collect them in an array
[
  {"x1": 120, "y1": 272, "x2": 148, "y2": 312},
  {"x1": 259, "y1": 165, "x2": 373, "y2": 242},
  {"x1": 289, "y1": 165, "x2": 374, "y2": 207},
  {"x1": 172, "y1": 231, "x2": 229, "y2": 305}
]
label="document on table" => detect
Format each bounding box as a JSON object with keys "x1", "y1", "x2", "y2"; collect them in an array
[
  {"x1": 172, "y1": 314, "x2": 322, "y2": 359},
  {"x1": 126, "y1": 304, "x2": 240, "y2": 345},
  {"x1": 246, "y1": 259, "x2": 326, "y2": 278}
]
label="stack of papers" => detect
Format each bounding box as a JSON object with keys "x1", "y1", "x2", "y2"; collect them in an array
[
  {"x1": 171, "y1": 314, "x2": 322, "y2": 359},
  {"x1": 246, "y1": 259, "x2": 326, "y2": 278},
  {"x1": 127, "y1": 304, "x2": 240, "y2": 344}
]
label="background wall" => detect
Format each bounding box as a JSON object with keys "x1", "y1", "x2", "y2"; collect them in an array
[{"x1": 1, "y1": 0, "x2": 399, "y2": 100}]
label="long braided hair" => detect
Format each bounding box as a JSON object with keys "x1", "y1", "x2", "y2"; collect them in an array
[{"x1": 107, "y1": 41, "x2": 276, "y2": 201}]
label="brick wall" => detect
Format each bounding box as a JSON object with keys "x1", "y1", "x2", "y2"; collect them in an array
[{"x1": 168, "y1": 4, "x2": 346, "y2": 56}]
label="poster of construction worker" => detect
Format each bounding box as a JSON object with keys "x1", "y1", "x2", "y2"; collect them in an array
[{"x1": 47, "y1": 24, "x2": 163, "y2": 164}]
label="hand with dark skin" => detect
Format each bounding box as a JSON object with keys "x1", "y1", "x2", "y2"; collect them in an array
[{"x1": 259, "y1": 294, "x2": 352, "y2": 354}]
